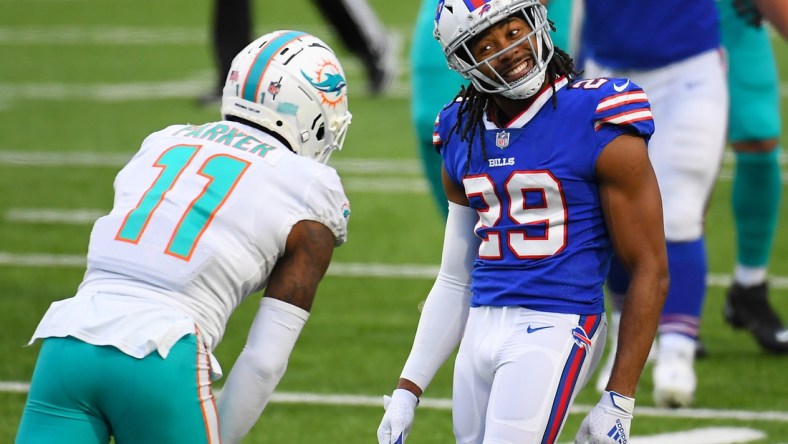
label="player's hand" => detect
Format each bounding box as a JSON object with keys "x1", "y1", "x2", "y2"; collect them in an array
[
  {"x1": 733, "y1": 0, "x2": 764, "y2": 27},
  {"x1": 574, "y1": 391, "x2": 635, "y2": 444},
  {"x1": 376, "y1": 389, "x2": 419, "y2": 444}
]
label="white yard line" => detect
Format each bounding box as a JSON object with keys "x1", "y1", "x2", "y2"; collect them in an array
[
  {"x1": 0, "y1": 150, "x2": 785, "y2": 173},
  {"x1": 4, "y1": 151, "x2": 784, "y2": 187},
  {"x1": 0, "y1": 252, "x2": 786, "y2": 289},
  {"x1": 0, "y1": 381, "x2": 786, "y2": 425},
  {"x1": 0, "y1": 151, "x2": 424, "y2": 172},
  {"x1": 0, "y1": 25, "x2": 416, "y2": 44}
]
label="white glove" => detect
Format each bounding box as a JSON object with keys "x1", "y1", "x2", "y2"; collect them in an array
[
  {"x1": 376, "y1": 389, "x2": 419, "y2": 444},
  {"x1": 575, "y1": 390, "x2": 635, "y2": 444}
]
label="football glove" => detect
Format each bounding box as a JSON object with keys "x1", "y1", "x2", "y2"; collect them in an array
[
  {"x1": 575, "y1": 390, "x2": 635, "y2": 444},
  {"x1": 734, "y1": 0, "x2": 764, "y2": 27},
  {"x1": 376, "y1": 389, "x2": 419, "y2": 444}
]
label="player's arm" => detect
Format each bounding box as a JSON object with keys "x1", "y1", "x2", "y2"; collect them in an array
[
  {"x1": 218, "y1": 220, "x2": 336, "y2": 444},
  {"x1": 378, "y1": 166, "x2": 477, "y2": 443},
  {"x1": 596, "y1": 134, "x2": 669, "y2": 397},
  {"x1": 396, "y1": 165, "x2": 474, "y2": 395},
  {"x1": 575, "y1": 133, "x2": 668, "y2": 443},
  {"x1": 754, "y1": 0, "x2": 788, "y2": 38}
]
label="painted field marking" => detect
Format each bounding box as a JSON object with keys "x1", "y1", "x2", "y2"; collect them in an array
[
  {"x1": 1, "y1": 151, "x2": 786, "y2": 185},
  {"x1": 623, "y1": 427, "x2": 765, "y2": 444},
  {"x1": 1, "y1": 381, "x2": 786, "y2": 425},
  {"x1": 0, "y1": 252, "x2": 787, "y2": 290}
]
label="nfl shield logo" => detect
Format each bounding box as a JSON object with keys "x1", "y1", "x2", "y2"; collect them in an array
[
  {"x1": 268, "y1": 81, "x2": 281, "y2": 97},
  {"x1": 496, "y1": 130, "x2": 510, "y2": 149}
]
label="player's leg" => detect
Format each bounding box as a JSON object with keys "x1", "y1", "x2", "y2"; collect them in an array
[
  {"x1": 719, "y1": 0, "x2": 787, "y2": 353},
  {"x1": 106, "y1": 334, "x2": 220, "y2": 443},
  {"x1": 410, "y1": 0, "x2": 466, "y2": 219},
  {"x1": 461, "y1": 308, "x2": 605, "y2": 443},
  {"x1": 16, "y1": 337, "x2": 110, "y2": 444},
  {"x1": 452, "y1": 307, "x2": 495, "y2": 444},
  {"x1": 640, "y1": 50, "x2": 728, "y2": 408},
  {"x1": 310, "y1": 0, "x2": 395, "y2": 94},
  {"x1": 200, "y1": 0, "x2": 252, "y2": 105}
]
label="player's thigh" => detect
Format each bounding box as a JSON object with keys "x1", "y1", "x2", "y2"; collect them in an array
[
  {"x1": 484, "y1": 311, "x2": 605, "y2": 444},
  {"x1": 724, "y1": 29, "x2": 780, "y2": 141},
  {"x1": 453, "y1": 308, "x2": 605, "y2": 444},
  {"x1": 16, "y1": 337, "x2": 110, "y2": 444},
  {"x1": 644, "y1": 52, "x2": 728, "y2": 240},
  {"x1": 106, "y1": 334, "x2": 220, "y2": 444},
  {"x1": 452, "y1": 307, "x2": 496, "y2": 444}
]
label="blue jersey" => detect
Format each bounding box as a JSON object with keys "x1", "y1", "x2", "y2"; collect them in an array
[
  {"x1": 435, "y1": 77, "x2": 654, "y2": 314},
  {"x1": 582, "y1": 0, "x2": 720, "y2": 69}
]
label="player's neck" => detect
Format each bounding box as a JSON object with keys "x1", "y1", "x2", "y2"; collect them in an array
[{"x1": 490, "y1": 80, "x2": 554, "y2": 126}]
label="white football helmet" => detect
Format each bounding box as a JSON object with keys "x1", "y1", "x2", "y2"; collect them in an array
[
  {"x1": 221, "y1": 30, "x2": 352, "y2": 164},
  {"x1": 434, "y1": 0, "x2": 554, "y2": 100}
]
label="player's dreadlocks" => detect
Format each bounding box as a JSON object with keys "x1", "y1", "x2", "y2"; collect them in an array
[{"x1": 444, "y1": 19, "x2": 580, "y2": 176}]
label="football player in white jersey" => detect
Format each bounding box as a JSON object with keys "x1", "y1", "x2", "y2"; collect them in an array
[{"x1": 16, "y1": 30, "x2": 352, "y2": 444}]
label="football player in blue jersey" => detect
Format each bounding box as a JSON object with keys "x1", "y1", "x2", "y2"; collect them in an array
[
  {"x1": 409, "y1": 0, "x2": 581, "y2": 220},
  {"x1": 376, "y1": 1, "x2": 668, "y2": 443},
  {"x1": 579, "y1": 0, "x2": 729, "y2": 408},
  {"x1": 720, "y1": 0, "x2": 788, "y2": 354}
]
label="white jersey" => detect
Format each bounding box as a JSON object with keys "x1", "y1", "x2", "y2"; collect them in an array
[{"x1": 31, "y1": 121, "x2": 350, "y2": 373}]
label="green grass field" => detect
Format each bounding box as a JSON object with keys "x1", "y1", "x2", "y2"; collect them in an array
[{"x1": 2, "y1": 0, "x2": 788, "y2": 442}]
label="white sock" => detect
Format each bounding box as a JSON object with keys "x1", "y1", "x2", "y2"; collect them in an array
[
  {"x1": 658, "y1": 333, "x2": 695, "y2": 361},
  {"x1": 733, "y1": 265, "x2": 767, "y2": 288}
]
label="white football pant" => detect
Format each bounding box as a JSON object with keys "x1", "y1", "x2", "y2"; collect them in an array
[
  {"x1": 585, "y1": 49, "x2": 728, "y2": 241},
  {"x1": 452, "y1": 307, "x2": 606, "y2": 443}
]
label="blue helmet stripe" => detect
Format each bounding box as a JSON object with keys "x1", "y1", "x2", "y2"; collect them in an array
[{"x1": 242, "y1": 30, "x2": 306, "y2": 102}]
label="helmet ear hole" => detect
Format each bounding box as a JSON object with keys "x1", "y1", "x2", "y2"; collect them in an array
[{"x1": 316, "y1": 124, "x2": 326, "y2": 141}]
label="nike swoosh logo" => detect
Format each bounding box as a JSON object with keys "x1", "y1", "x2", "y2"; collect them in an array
[
  {"x1": 526, "y1": 325, "x2": 554, "y2": 334},
  {"x1": 613, "y1": 79, "x2": 630, "y2": 92}
]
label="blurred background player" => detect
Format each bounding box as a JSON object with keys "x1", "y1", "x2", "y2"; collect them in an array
[
  {"x1": 410, "y1": 0, "x2": 581, "y2": 219},
  {"x1": 409, "y1": 0, "x2": 465, "y2": 218},
  {"x1": 200, "y1": 0, "x2": 395, "y2": 105},
  {"x1": 16, "y1": 30, "x2": 352, "y2": 444},
  {"x1": 721, "y1": 0, "x2": 788, "y2": 354},
  {"x1": 595, "y1": 0, "x2": 788, "y2": 398},
  {"x1": 580, "y1": 0, "x2": 728, "y2": 408},
  {"x1": 378, "y1": 1, "x2": 668, "y2": 442}
]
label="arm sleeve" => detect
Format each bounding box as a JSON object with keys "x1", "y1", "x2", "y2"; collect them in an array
[
  {"x1": 217, "y1": 297, "x2": 309, "y2": 444},
  {"x1": 400, "y1": 201, "x2": 480, "y2": 391}
]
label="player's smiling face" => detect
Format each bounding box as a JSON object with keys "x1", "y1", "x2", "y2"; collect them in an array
[{"x1": 469, "y1": 16, "x2": 536, "y2": 84}]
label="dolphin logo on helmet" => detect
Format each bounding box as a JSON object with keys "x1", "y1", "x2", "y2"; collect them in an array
[{"x1": 301, "y1": 70, "x2": 347, "y2": 98}]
